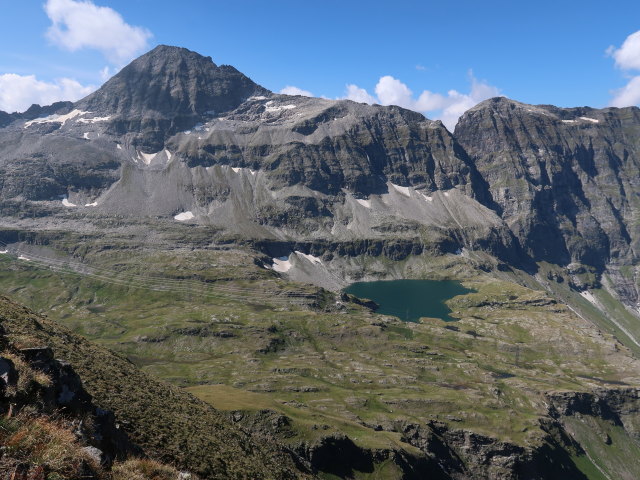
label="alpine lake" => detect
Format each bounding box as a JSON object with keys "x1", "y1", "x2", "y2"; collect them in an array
[{"x1": 344, "y1": 279, "x2": 474, "y2": 322}]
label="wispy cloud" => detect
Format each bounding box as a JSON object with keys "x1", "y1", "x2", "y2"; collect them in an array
[
  {"x1": 343, "y1": 72, "x2": 501, "y2": 131},
  {"x1": 44, "y1": 0, "x2": 152, "y2": 65},
  {"x1": 279, "y1": 85, "x2": 313, "y2": 97},
  {"x1": 608, "y1": 30, "x2": 640, "y2": 107},
  {"x1": 0, "y1": 74, "x2": 95, "y2": 113}
]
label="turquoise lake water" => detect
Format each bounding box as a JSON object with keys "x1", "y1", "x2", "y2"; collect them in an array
[{"x1": 344, "y1": 279, "x2": 473, "y2": 322}]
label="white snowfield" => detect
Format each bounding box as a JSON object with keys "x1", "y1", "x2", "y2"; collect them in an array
[
  {"x1": 295, "y1": 251, "x2": 323, "y2": 265},
  {"x1": 390, "y1": 183, "x2": 411, "y2": 197},
  {"x1": 140, "y1": 151, "x2": 157, "y2": 165},
  {"x1": 418, "y1": 192, "x2": 433, "y2": 202},
  {"x1": 229, "y1": 166, "x2": 257, "y2": 175},
  {"x1": 264, "y1": 101, "x2": 297, "y2": 113},
  {"x1": 24, "y1": 110, "x2": 111, "y2": 128},
  {"x1": 78, "y1": 115, "x2": 111, "y2": 124},
  {"x1": 24, "y1": 109, "x2": 89, "y2": 128},
  {"x1": 62, "y1": 198, "x2": 76, "y2": 207},
  {"x1": 356, "y1": 198, "x2": 371, "y2": 208},
  {"x1": 580, "y1": 290, "x2": 598, "y2": 305},
  {"x1": 562, "y1": 117, "x2": 599, "y2": 124},
  {"x1": 174, "y1": 211, "x2": 194, "y2": 221},
  {"x1": 272, "y1": 251, "x2": 323, "y2": 273},
  {"x1": 272, "y1": 256, "x2": 292, "y2": 272},
  {"x1": 0, "y1": 250, "x2": 7, "y2": 254},
  {"x1": 17, "y1": 255, "x2": 30, "y2": 261}
]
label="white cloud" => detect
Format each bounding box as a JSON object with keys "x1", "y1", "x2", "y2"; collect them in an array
[
  {"x1": 607, "y1": 30, "x2": 640, "y2": 107},
  {"x1": 44, "y1": 0, "x2": 152, "y2": 64},
  {"x1": 280, "y1": 85, "x2": 313, "y2": 97},
  {"x1": 609, "y1": 31, "x2": 640, "y2": 71},
  {"x1": 344, "y1": 84, "x2": 377, "y2": 104},
  {"x1": 610, "y1": 76, "x2": 640, "y2": 107},
  {"x1": 0, "y1": 74, "x2": 95, "y2": 113},
  {"x1": 344, "y1": 73, "x2": 501, "y2": 131},
  {"x1": 375, "y1": 76, "x2": 414, "y2": 107}
]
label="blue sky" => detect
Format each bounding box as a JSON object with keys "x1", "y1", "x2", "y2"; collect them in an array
[{"x1": 1, "y1": 0, "x2": 640, "y2": 129}]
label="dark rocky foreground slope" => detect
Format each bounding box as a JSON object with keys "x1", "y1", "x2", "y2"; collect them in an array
[
  {"x1": 0, "y1": 296, "x2": 309, "y2": 479},
  {"x1": 4, "y1": 294, "x2": 640, "y2": 480}
]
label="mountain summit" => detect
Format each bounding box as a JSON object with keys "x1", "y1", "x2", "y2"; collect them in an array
[{"x1": 77, "y1": 45, "x2": 269, "y2": 148}]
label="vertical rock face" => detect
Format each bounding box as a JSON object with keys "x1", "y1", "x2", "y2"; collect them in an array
[{"x1": 456, "y1": 98, "x2": 640, "y2": 271}]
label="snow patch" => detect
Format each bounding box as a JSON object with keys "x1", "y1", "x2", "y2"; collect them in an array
[
  {"x1": 183, "y1": 130, "x2": 191, "y2": 135},
  {"x1": 83, "y1": 132, "x2": 90, "y2": 139},
  {"x1": 443, "y1": 191, "x2": 450, "y2": 197},
  {"x1": 78, "y1": 115, "x2": 111, "y2": 124},
  {"x1": 116, "y1": 144, "x2": 122, "y2": 150},
  {"x1": 272, "y1": 256, "x2": 292, "y2": 273},
  {"x1": 580, "y1": 117, "x2": 599, "y2": 123},
  {"x1": 265, "y1": 103, "x2": 297, "y2": 113},
  {"x1": 580, "y1": 290, "x2": 598, "y2": 305},
  {"x1": 295, "y1": 251, "x2": 323, "y2": 265},
  {"x1": 356, "y1": 198, "x2": 371, "y2": 208},
  {"x1": 390, "y1": 183, "x2": 411, "y2": 197},
  {"x1": 418, "y1": 192, "x2": 433, "y2": 202},
  {"x1": 24, "y1": 109, "x2": 89, "y2": 127},
  {"x1": 139, "y1": 151, "x2": 158, "y2": 165},
  {"x1": 231, "y1": 167, "x2": 241, "y2": 173},
  {"x1": 0, "y1": 250, "x2": 7, "y2": 254},
  {"x1": 561, "y1": 119, "x2": 576, "y2": 124},
  {"x1": 62, "y1": 198, "x2": 76, "y2": 207},
  {"x1": 250, "y1": 169, "x2": 257, "y2": 175},
  {"x1": 249, "y1": 95, "x2": 268, "y2": 101},
  {"x1": 174, "y1": 211, "x2": 195, "y2": 221},
  {"x1": 85, "y1": 202, "x2": 98, "y2": 207},
  {"x1": 165, "y1": 149, "x2": 172, "y2": 160},
  {"x1": 18, "y1": 255, "x2": 30, "y2": 261}
]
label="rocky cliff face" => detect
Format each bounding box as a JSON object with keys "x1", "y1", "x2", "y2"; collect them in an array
[{"x1": 456, "y1": 98, "x2": 640, "y2": 274}]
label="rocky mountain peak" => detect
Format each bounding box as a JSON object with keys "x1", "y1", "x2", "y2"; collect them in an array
[
  {"x1": 78, "y1": 45, "x2": 268, "y2": 119},
  {"x1": 75, "y1": 45, "x2": 269, "y2": 148}
]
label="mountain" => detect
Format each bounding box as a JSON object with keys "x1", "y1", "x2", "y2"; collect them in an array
[
  {"x1": 2, "y1": 45, "x2": 640, "y2": 479},
  {"x1": 456, "y1": 98, "x2": 640, "y2": 303},
  {"x1": 78, "y1": 45, "x2": 269, "y2": 150}
]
